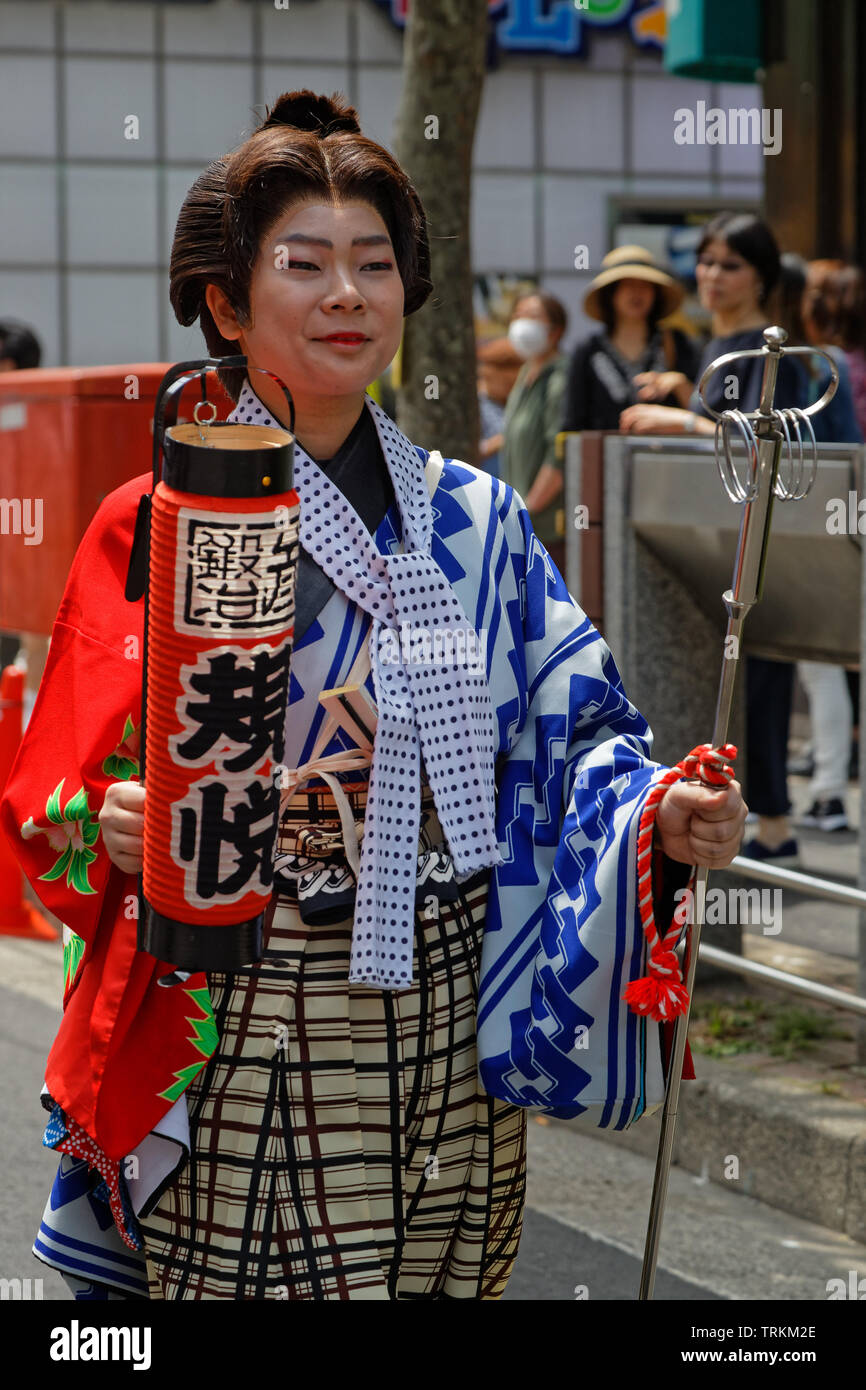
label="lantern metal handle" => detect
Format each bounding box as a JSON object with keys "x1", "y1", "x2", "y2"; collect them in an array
[{"x1": 150, "y1": 357, "x2": 296, "y2": 492}]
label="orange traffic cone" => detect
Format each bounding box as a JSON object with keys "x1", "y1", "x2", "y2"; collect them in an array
[{"x1": 0, "y1": 665, "x2": 57, "y2": 939}]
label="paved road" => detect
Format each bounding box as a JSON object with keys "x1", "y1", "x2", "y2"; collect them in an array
[
  {"x1": 2, "y1": 937, "x2": 865, "y2": 1303},
  {"x1": 503, "y1": 1207, "x2": 719, "y2": 1301}
]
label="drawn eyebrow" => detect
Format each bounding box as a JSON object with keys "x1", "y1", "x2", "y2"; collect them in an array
[{"x1": 276, "y1": 233, "x2": 392, "y2": 249}]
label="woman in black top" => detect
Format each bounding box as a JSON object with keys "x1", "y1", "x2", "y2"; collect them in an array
[
  {"x1": 620, "y1": 211, "x2": 812, "y2": 869},
  {"x1": 620, "y1": 213, "x2": 809, "y2": 434},
  {"x1": 561, "y1": 245, "x2": 699, "y2": 432}
]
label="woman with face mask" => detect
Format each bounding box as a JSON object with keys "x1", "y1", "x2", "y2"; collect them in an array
[{"x1": 499, "y1": 293, "x2": 571, "y2": 573}]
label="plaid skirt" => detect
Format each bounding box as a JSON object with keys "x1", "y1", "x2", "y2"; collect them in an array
[{"x1": 139, "y1": 782, "x2": 527, "y2": 1300}]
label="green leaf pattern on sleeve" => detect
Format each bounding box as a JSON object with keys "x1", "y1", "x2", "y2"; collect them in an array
[
  {"x1": 20, "y1": 780, "x2": 100, "y2": 895},
  {"x1": 62, "y1": 928, "x2": 86, "y2": 992},
  {"x1": 102, "y1": 714, "x2": 140, "y2": 782},
  {"x1": 157, "y1": 987, "x2": 219, "y2": 1103}
]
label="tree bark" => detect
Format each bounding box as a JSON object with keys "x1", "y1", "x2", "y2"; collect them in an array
[{"x1": 393, "y1": 0, "x2": 490, "y2": 466}]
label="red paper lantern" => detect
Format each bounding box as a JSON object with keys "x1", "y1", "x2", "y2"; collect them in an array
[{"x1": 137, "y1": 360, "x2": 299, "y2": 970}]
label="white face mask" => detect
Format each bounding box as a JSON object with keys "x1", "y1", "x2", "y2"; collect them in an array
[{"x1": 508, "y1": 317, "x2": 550, "y2": 360}]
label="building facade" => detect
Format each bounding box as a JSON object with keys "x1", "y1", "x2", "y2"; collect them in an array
[{"x1": 0, "y1": 0, "x2": 765, "y2": 366}]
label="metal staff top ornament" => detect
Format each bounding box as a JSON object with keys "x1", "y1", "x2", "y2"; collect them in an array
[
  {"x1": 134, "y1": 357, "x2": 300, "y2": 972},
  {"x1": 629, "y1": 327, "x2": 838, "y2": 1301}
]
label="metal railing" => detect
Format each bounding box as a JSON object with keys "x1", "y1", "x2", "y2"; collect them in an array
[{"x1": 696, "y1": 854, "x2": 866, "y2": 1018}]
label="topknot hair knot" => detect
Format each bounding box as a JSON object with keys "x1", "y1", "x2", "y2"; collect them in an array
[{"x1": 259, "y1": 89, "x2": 361, "y2": 139}]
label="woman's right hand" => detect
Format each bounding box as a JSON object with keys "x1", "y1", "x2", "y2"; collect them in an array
[
  {"x1": 634, "y1": 370, "x2": 689, "y2": 402},
  {"x1": 98, "y1": 780, "x2": 146, "y2": 874},
  {"x1": 619, "y1": 403, "x2": 689, "y2": 434}
]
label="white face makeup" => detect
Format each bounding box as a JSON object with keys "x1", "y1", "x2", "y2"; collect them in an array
[{"x1": 221, "y1": 198, "x2": 406, "y2": 401}]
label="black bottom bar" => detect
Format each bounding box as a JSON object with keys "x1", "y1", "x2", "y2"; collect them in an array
[{"x1": 139, "y1": 902, "x2": 264, "y2": 971}]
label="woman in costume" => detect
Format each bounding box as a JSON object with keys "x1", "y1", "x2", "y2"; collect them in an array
[{"x1": 3, "y1": 91, "x2": 746, "y2": 1302}]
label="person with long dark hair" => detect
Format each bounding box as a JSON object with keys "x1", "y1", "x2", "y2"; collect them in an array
[
  {"x1": 621, "y1": 212, "x2": 812, "y2": 867},
  {"x1": 816, "y1": 263, "x2": 866, "y2": 444},
  {"x1": 792, "y1": 258, "x2": 862, "y2": 833},
  {"x1": 621, "y1": 212, "x2": 809, "y2": 435},
  {"x1": 771, "y1": 253, "x2": 861, "y2": 446}
]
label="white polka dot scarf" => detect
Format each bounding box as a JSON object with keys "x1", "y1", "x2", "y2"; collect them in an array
[{"x1": 231, "y1": 380, "x2": 502, "y2": 988}]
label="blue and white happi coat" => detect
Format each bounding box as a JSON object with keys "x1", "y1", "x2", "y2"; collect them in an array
[
  {"x1": 231, "y1": 384, "x2": 683, "y2": 1130},
  {"x1": 35, "y1": 385, "x2": 684, "y2": 1302}
]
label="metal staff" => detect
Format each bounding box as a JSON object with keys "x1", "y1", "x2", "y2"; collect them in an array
[{"x1": 638, "y1": 326, "x2": 839, "y2": 1300}]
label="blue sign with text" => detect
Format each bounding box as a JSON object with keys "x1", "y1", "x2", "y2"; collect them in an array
[{"x1": 372, "y1": 0, "x2": 667, "y2": 56}]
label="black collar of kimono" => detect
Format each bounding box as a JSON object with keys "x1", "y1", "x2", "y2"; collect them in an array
[{"x1": 245, "y1": 380, "x2": 396, "y2": 644}]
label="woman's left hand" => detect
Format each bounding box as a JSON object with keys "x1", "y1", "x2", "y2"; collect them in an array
[
  {"x1": 619, "y1": 403, "x2": 686, "y2": 433},
  {"x1": 654, "y1": 779, "x2": 748, "y2": 867}
]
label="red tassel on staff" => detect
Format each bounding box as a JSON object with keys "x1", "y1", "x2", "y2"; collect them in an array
[{"x1": 623, "y1": 743, "x2": 738, "y2": 1023}]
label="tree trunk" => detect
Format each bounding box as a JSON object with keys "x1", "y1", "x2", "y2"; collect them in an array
[{"x1": 393, "y1": 0, "x2": 490, "y2": 466}]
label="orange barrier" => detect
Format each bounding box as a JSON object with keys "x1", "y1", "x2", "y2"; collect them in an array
[
  {"x1": 0, "y1": 665, "x2": 58, "y2": 939},
  {"x1": 0, "y1": 363, "x2": 234, "y2": 635}
]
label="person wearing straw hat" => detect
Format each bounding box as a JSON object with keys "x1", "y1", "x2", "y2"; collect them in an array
[{"x1": 561, "y1": 246, "x2": 699, "y2": 435}]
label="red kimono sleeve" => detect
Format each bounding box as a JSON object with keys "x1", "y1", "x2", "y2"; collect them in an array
[
  {"x1": 1, "y1": 472, "x2": 215, "y2": 1156},
  {"x1": 1, "y1": 473, "x2": 148, "y2": 977}
]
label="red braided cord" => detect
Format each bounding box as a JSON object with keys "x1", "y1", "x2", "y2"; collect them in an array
[{"x1": 623, "y1": 743, "x2": 737, "y2": 1022}]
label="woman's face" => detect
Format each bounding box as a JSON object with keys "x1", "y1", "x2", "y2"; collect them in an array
[
  {"x1": 511, "y1": 295, "x2": 561, "y2": 343},
  {"x1": 509, "y1": 295, "x2": 564, "y2": 360},
  {"x1": 611, "y1": 277, "x2": 656, "y2": 323},
  {"x1": 209, "y1": 198, "x2": 405, "y2": 403},
  {"x1": 512, "y1": 295, "x2": 545, "y2": 325},
  {"x1": 695, "y1": 236, "x2": 763, "y2": 317}
]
